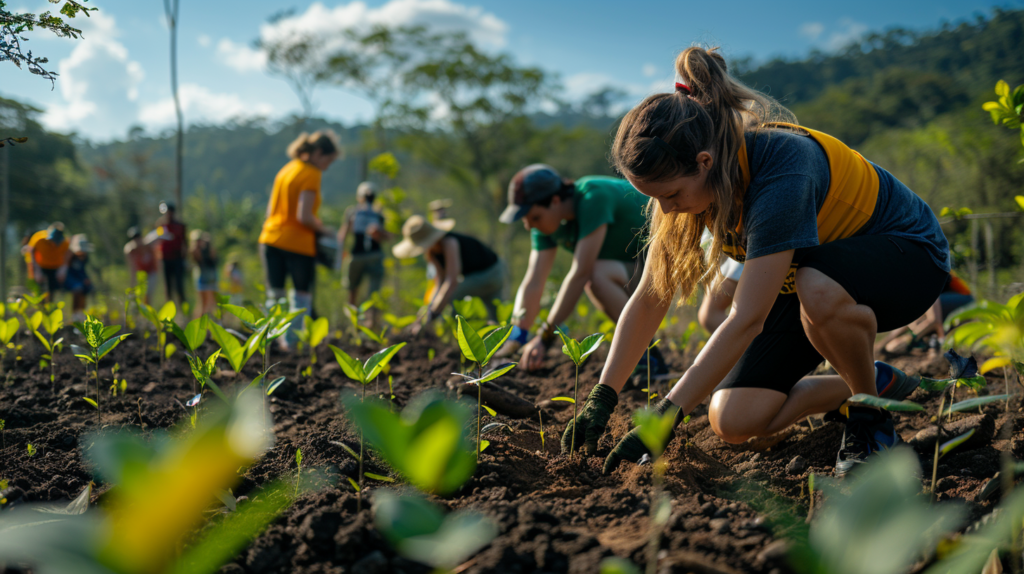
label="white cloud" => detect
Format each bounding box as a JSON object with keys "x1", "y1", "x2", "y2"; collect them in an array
[
  {"x1": 42, "y1": 12, "x2": 145, "y2": 137},
  {"x1": 825, "y1": 18, "x2": 868, "y2": 51},
  {"x1": 799, "y1": 22, "x2": 824, "y2": 40},
  {"x1": 137, "y1": 83, "x2": 274, "y2": 127},
  {"x1": 641, "y1": 63, "x2": 657, "y2": 78},
  {"x1": 216, "y1": 38, "x2": 266, "y2": 73},
  {"x1": 215, "y1": 0, "x2": 508, "y2": 75},
  {"x1": 197, "y1": 34, "x2": 211, "y2": 48}
]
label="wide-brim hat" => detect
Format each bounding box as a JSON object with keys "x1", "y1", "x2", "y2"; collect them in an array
[
  {"x1": 392, "y1": 215, "x2": 455, "y2": 259},
  {"x1": 70, "y1": 234, "x2": 93, "y2": 253}
]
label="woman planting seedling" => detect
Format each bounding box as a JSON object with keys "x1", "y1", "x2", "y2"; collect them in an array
[
  {"x1": 567, "y1": 47, "x2": 950, "y2": 477},
  {"x1": 497, "y1": 164, "x2": 668, "y2": 380},
  {"x1": 393, "y1": 215, "x2": 506, "y2": 330}
]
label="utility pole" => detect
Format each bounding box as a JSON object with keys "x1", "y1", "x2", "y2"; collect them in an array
[
  {"x1": 163, "y1": 0, "x2": 183, "y2": 214},
  {"x1": 0, "y1": 145, "x2": 7, "y2": 299}
]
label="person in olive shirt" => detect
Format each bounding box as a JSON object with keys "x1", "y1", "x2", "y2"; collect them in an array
[{"x1": 499, "y1": 164, "x2": 667, "y2": 377}]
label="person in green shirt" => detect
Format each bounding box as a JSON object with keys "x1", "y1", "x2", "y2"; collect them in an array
[{"x1": 498, "y1": 164, "x2": 667, "y2": 378}]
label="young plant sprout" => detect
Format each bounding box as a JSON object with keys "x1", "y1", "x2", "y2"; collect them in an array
[
  {"x1": 0, "y1": 316, "x2": 21, "y2": 376},
  {"x1": 71, "y1": 316, "x2": 131, "y2": 426},
  {"x1": 30, "y1": 308, "x2": 63, "y2": 388},
  {"x1": 295, "y1": 316, "x2": 329, "y2": 368},
  {"x1": 343, "y1": 392, "x2": 476, "y2": 496},
  {"x1": 295, "y1": 448, "x2": 303, "y2": 497},
  {"x1": 26, "y1": 444, "x2": 36, "y2": 457},
  {"x1": 947, "y1": 292, "x2": 1024, "y2": 411},
  {"x1": 632, "y1": 406, "x2": 678, "y2": 574},
  {"x1": 330, "y1": 342, "x2": 406, "y2": 510},
  {"x1": 453, "y1": 316, "x2": 515, "y2": 461},
  {"x1": 373, "y1": 490, "x2": 498, "y2": 574},
  {"x1": 138, "y1": 301, "x2": 177, "y2": 372},
  {"x1": 643, "y1": 339, "x2": 661, "y2": 408},
  {"x1": 208, "y1": 320, "x2": 257, "y2": 375},
  {"x1": 555, "y1": 329, "x2": 605, "y2": 458},
  {"x1": 345, "y1": 300, "x2": 376, "y2": 344},
  {"x1": 918, "y1": 350, "x2": 1008, "y2": 500}
]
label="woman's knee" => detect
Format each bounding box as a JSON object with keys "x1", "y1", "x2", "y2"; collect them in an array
[{"x1": 709, "y1": 389, "x2": 783, "y2": 443}]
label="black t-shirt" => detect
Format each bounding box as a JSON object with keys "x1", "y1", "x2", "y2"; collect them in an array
[{"x1": 435, "y1": 232, "x2": 498, "y2": 275}]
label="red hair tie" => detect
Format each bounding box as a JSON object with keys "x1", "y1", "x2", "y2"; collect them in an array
[{"x1": 675, "y1": 82, "x2": 691, "y2": 94}]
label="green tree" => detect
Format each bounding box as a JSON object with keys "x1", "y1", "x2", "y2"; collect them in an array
[{"x1": 0, "y1": 0, "x2": 95, "y2": 89}]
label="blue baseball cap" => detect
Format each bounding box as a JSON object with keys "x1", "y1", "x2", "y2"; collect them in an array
[{"x1": 500, "y1": 164, "x2": 565, "y2": 223}]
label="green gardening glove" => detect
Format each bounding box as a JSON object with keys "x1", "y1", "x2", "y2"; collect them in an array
[
  {"x1": 561, "y1": 383, "x2": 618, "y2": 455},
  {"x1": 603, "y1": 398, "x2": 682, "y2": 475}
]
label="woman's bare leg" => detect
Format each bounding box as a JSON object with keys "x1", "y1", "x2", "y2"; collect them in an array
[{"x1": 709, "y1": 377, "x2": 852, "y2": 443}]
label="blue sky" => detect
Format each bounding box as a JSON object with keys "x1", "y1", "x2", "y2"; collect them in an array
[{"x1": 1, "y1": 0, "x2": 1017, "y2": 141}]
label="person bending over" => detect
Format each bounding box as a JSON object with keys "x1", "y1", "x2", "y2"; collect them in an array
[
  {"x1": 258, "y1": 130, "x2": 340, "y2": 349},
  {"x1": 697, "y1": 229, "x2": 744, "y2": 334},
  {"x1": 23, "y1": 223, "x2": 70, "y2": 303},
  {"x1": 566, "y1": 47, "x2": 949, "y2": 478},
  {"x1": 498, "y1": 164, "x2": 666, "y2": 379},
  {"x1": 393, "y1": 215, "x2": 505, "y2": 333}
]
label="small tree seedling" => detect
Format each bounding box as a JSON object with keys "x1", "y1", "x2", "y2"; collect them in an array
[
  {"x1": 916, "y1": 350, "x2": 1008, "y2": 500},
  {"x1": 373, "y1": 490, "x2": 498, "y2": 574},
  {"x1": 295, "y1": 316, "x2": 329, "y2": 369},
  {"x1": 454, "y1": 316, "x2": 515, "y2": 462},
  {"x1": 30, "y1": 308, "x2": 63, "y2": 389},
  {"x1": 330, "y1": 342, "x2": 406, "y2": 510},
  {"x1": 295, "y1": 448, "x2": 303, "y2": 497},
  {"x1": 26, "y1": 444, "x2": 36, "y2": 457},
  {"x1": 644, "y1": 339, "x2": 661, "y2": 408},
  {"x1": 343, "y1": 393, "x2": 476, "y2": 496},
  {"x1": 632, "y1": 406, "x2": 678, "y2": 574},
  {"x1": 0, "y1": 316, "x2": 20, "y2": 376},
  {"x1": 71, "y1": 316, "x2": 131, "y2": 426},
  {"x1": 555, "y1": 329, "x2": 604, "y2": 459}
]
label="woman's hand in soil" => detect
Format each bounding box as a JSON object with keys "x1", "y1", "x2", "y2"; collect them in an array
[
  {"x1": 602, "y1": 428, "x2": 650, "y2": 474},
  {"x1": 561, "y1": 384, "x2": 618, "y2": 455},
  {"x1": 520, "y1": 335, "x2": 548, "y2": 371},
  {"x1": 603, "y1": 398, "x2": 682, "y2": 474}
]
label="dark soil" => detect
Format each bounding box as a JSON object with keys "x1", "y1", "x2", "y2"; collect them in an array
[{"x1": 1, "y1": 328, "x2": 1020, "y2": 574}]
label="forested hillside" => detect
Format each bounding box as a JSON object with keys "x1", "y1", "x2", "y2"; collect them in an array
[{"x1": 4, "y1": 7, "x2": 1023, "y2": 287}]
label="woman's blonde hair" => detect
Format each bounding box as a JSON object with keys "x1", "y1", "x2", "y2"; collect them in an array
[
  {"x1": 286, "y1": 129, "x2": 341, "y2": 160},
  {"x1": 612, "y1": 46, "x2": 795, "y2": 304}
]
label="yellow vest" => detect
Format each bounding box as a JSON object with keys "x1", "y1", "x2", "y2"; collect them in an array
[{"x1": 726, "y1": 124, "x2": 880, "y2": 294}]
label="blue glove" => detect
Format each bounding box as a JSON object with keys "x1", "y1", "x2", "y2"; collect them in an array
[{"x1": 509, "y1": 325, "x2": 530, "y2": 345}]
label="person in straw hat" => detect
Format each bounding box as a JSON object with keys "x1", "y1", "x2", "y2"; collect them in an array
[
  {"x1": 393, "y1": 215, "x2": 505, "y2": 334},
  {"x1": 423, "y1": 198, "x2": 454, "y2": 304},
  {"x1": 338, "y1": 181, "x2": 391, "y2": 327},
  {"x1": 66, "y1": 233, "x2": 94, "y2": 321}
]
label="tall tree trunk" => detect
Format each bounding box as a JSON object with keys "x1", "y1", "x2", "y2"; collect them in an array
[{"x1": 164, "y1": 0, "x2": 183, "y2": 214}]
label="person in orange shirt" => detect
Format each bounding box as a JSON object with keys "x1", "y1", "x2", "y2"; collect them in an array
[
  {"x1": 258, "y1": 130, "x2": 341, "y2": 348},
  {"x1": 22, "y1": 222, "x2": 71, "y2": 301}
]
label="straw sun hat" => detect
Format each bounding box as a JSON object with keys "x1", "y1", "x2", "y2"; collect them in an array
[{"x1": 392, "y1": 215, "x2": 455, "y2": 259}]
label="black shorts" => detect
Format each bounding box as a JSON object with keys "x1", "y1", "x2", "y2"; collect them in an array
[
  {"x1": 262, "y1": 243, "x2": 316, "y2": 292},
  {"x1": 715, "y1": 235, "x2": 948, "y2": 395}
]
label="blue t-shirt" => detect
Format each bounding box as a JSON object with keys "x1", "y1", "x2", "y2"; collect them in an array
[{"x1": 728, "y1": 130, "x2": 949, "y2": 272}]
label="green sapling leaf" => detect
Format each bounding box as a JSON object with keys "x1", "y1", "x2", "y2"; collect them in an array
[
  {"x1": 943, "y1": 394, "x2": 1010, "y2": 416},
  {"x1": 848, "y1": 393, "x2": 924, "y2": 411},
  {"x1": 939, "y1": 428, "x2": 976, "y2": 458},
  {"x1": 329, "y1": 345, "x2": 366, "y2": 382},
  {"x1": 456, "y1": 316, "x2": 487, "y2": 365}
]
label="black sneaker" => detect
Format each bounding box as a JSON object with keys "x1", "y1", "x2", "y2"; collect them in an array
[
  {"x1": 824, "y1": 362, "x2": 917, "y2": 423},
  {"x1": 835, "y1": 406, "x2": 901, "y2": 478}
]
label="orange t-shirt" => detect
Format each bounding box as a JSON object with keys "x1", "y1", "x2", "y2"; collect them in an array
[
  {"x1": 258, "y1": 159, "x2": 322, "y2": 256},
  {"x1": 27, "y1": 230, "x2": 70, "y2": 270}
]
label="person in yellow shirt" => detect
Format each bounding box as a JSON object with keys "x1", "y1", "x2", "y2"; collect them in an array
[
  {"x1": 22, "y1": 222, "x2": 71, "y2": 301},
  {"x1": 258, "y1": 130, "x2": 341, "y2": 348}
]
